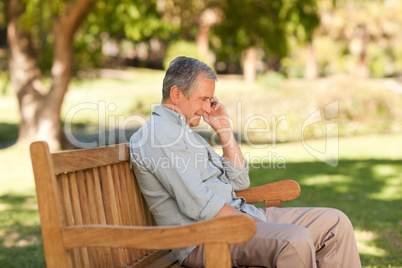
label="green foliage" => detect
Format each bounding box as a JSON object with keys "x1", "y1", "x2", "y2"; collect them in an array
[
  {"x1": 4, "y1": 0, "x2": 401, "y2": 79},
  {"x1": 20, "y1": 0, "x2": 52, "y2": 31},
  {"x1": 212, "y1": 0, "x2": 285, "y2": 66},
  {"x1": 212, "y1": 0, "x2": 319, "y2": 67},
  {"x1": 0, "y1": 123, "x2": 18, "y2": 143},
  {"x1": 163, "y1": 40, "x2": 208, "y2": 70},
  {"x1": 0, "y1": 0, "x2": 6, "y2": 27},
  {"x1": 73, "y1": 29, "x2": 103, "y2": 72},
  {"x1": 367, "y1": 43, "x2": 395, "y2": 78},
  {"x1": 5, "y1": 0, "x2": 178, "y2": 74},
  {"x1": 161, "y1": 0, "x2": 213, "y2": 40},
  {"x1": 88, "y1": 0, "x2": 175, "y2": 41},
  {"x1": 14, "y1": 0, "x2": 54, "y2": 74},
  {"x1": 312, "y1": 0, "x2": 402, "y2": 77},
  {"x1": 0, "y1": 72, "x2": 10, "y2": 95},
  {"x1": 279, "y1": 0, "x2": 402, "y2": 78},
  {"x1": 73, "y1": 0, "x2": 178, "y2": 71}
]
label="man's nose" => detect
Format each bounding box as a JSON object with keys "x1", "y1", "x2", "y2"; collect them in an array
[{"x1": 203, "y1": 101, "x2": 211, "y2": 113}]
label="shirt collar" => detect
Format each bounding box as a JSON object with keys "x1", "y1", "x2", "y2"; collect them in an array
[{"x1": 152, "y1": 105, "x2": 187, "y2": 127}]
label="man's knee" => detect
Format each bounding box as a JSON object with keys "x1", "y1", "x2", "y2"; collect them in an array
[
  {"x1": 325, "y1": 208, "x2": 354, "y2": 230},
  {"x1": 285, "y1": 225, "x2": 314, "y2": 249},
  {"x1": 276, "y1": 226, "x2": 315, "y2": 268},
  {"x1": 233, "y1": 225, "x2": 315, "y2": 267}
]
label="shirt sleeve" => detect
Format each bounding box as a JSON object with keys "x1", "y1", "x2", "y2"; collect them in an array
[
  {"x1": 133, "y1": 133, "x2": 226, "y2": 222},
  {"x1": 221, "y1": 157, "x2": 250, "y2": 191},
  {"x1": 196, "y1": 133, "x2": 250, "y2": 191}
]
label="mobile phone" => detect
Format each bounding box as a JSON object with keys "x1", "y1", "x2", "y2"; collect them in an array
[{"x1": 210, "y1": 97, "x2": 217, "y2": 107}]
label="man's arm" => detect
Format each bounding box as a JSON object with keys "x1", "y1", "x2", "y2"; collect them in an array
[
  {"x1": 218, "y1": 129, "x2": 245, "y2": 168},
  {"x1": 214, "y1": 203, "x2": 263, "y2": 223},
  {"x1": 204, "y1": 98, "x2": 263, "y2": 222},
  {"x1": 203, "y1": 97, "x2": 245, "y2": 168}
]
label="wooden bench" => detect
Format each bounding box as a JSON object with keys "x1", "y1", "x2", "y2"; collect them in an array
[{"x1": 30, "y1": 141, "x2": 301, "y2": 268}]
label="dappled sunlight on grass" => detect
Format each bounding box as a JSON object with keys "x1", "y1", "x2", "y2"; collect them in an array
[
  {"x1": 0, "y1": 194, "x2": 44, "y2": 267},
  {"x1": 249, "y1": 156, "x2": 401, "y2": 267},
  {"x1": 302, "y1": 174, "x2": 354, "y2": 194},
  {"x1": 355, "y1": 230, "x2": 387, "y2": 257},
  {"x1": 368, "y1": 178, "x2": 401, "y2": 201},
  {"x1": 367, "y1": 165, "x2": 401, "y2": 201}
]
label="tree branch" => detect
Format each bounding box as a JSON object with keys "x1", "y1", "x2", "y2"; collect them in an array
[{"x1": 62, "y1": 0, "x2": 98, "y2": 39}]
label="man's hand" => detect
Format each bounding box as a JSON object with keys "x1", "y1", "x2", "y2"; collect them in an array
[
  {"x1": 203, "y1": 96, "x2": 246, "y2": 168},
  {"x1": 203, "y1": 96, "x2": 231, "y2": 132}
]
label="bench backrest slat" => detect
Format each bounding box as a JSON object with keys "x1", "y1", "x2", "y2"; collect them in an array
[
  {"x1": 51, "y1": 143, "x2": 129, "y2": 174},
  {"x1": 31, "y1": 141, "x2": 163, "y2": 267}
]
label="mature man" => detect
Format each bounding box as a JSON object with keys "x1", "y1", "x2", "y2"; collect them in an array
[{"x1": 130, "y1": 56, "x2": 361, "y2": 268}]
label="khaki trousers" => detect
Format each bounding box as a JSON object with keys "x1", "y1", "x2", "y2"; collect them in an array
[{"x1": 182, "y1": 207, "x2": 362, "y2": 268}]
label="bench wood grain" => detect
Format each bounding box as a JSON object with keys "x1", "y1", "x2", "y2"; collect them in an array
[{"x1": 30, "y1": 141, "x2": 300, "y2": 268}]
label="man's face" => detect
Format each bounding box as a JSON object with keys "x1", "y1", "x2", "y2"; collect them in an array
[{"x1": 177, "y1": 78, "x2": 215, "y2": 127}]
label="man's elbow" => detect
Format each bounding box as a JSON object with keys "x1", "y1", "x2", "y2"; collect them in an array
[
  {"x1": 213, "y1": 203, "x2": 242, "y2": 218},
  {"x1": 234, "y1": 178, "x2": 250, "y2": 191}
]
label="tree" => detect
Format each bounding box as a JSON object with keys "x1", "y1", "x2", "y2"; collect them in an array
[
  {"x1": 78, "y1": 0, "x2": 172, "y2": 68},
  {"x1": 158, "y1": 0, "x2": 221, "y2": 66},
  {"x1": 5, "y1": 0, "x2": 168, "y2": 151},
  {"x1": 196, "y1": 8, "x2": 220, "y2": 65},
  {"x1": 317, "y1": 0, "x2": 402, "y2": 78},
  {"x1": 212, "y1": 0, "x2": 319, "y2": 82},
  {"x1": 6, "y1": 0, "x2": 97, "y2": 151}
]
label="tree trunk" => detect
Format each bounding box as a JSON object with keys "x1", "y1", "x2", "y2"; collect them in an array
[
  {"x1": 243, "y1": 47, "x2": 257, "y2": 84},
  {"x1": 305, "y1": 40, "x2": 317, "y2": 79},
  {"x1": 267, "y1": 54, "x2": 280, "y2": 72},
  {"x1": 6, "y1": 0, "x2": 96, "y2": 151},
  {"x1": 356, "y1": 46, "x2": 370, "y2": 78},
  {"x1": 196, "y1": 9, "x2": 219, "y2": 66},
  {"x1": 355, "y1": 25, "x2": 370, "y2": 78},
  {"x1": 196, "y1": 24, "x2": 209, "y2": 59}
]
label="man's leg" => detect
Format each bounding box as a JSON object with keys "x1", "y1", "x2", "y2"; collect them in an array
[
  {"x1": 262, "y1": 207, "x2": 362, "y2": 268},
  {"x1": 183, "y1": 207, "x2": 361, "y2": 268},
  {"x1": 183, "y1": 221, "x2": 317, "y2": 268}
]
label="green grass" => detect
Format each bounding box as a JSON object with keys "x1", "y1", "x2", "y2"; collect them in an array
[
  {"x1": 249, "y1": 159, "x2": 401, "y2": 267},
  {"x1": 240, "y1": 134, "x2": 402, "y2": 267},
  {"x1": 0, "y1": 194, "x2": 43, "y2": 267}
]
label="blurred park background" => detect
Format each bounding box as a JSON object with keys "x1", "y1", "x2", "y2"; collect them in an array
[{"x1": 0, "y1": 0, "x2": 401, "y2": 267}]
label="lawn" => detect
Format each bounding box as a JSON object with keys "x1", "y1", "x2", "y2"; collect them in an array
[
  {"x1": 249, "y1": 156, "x2": 402, "y2": 267},
  {"x1": 0, "y1": 70, "x2": 401, "y2": 267}
]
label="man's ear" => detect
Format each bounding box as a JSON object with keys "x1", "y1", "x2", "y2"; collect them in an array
[{"x1": 170, "y1": 85, "x2": 181, "y2": 105}]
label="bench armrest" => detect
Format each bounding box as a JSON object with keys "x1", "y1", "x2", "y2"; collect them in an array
[
  {"x1": 235, "y1": 180, "x2": 301, "y2": 207},
  {"x1": 62, "y1": 214, "x2": 255, "y2": 249},
  {"x1": 62, "y1": 214, "x2": 255, "y2": 268}
]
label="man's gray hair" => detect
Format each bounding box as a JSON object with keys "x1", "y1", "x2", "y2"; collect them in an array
[{"x1": 162, "y1": 56, "x2": 217, "y2": 103}]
